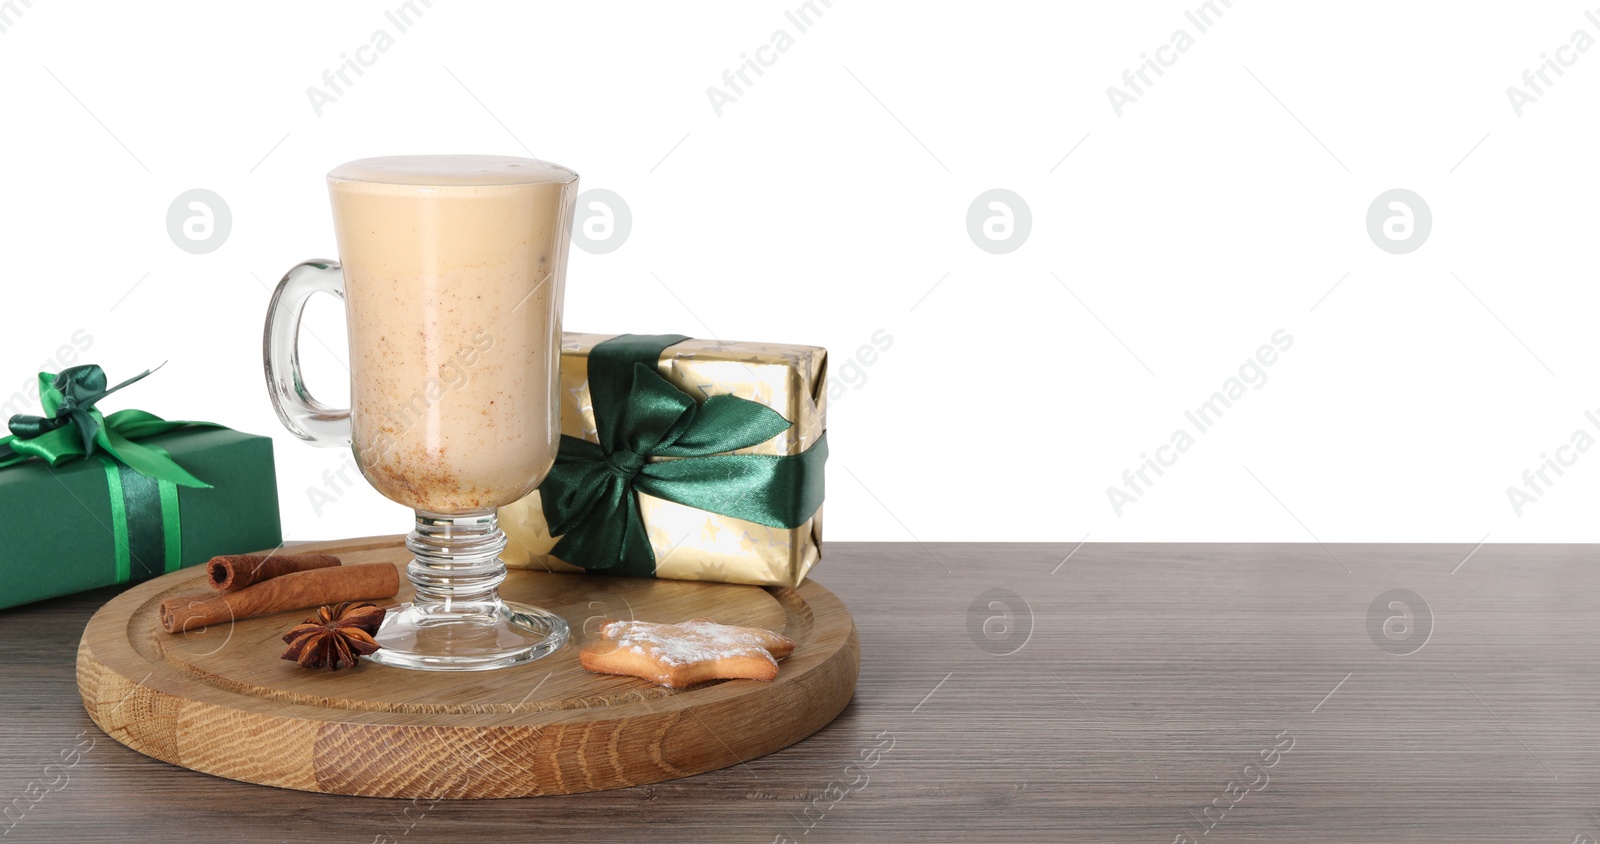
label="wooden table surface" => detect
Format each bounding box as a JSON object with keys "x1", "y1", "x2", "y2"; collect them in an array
[{"x1": 3, "y1": 541, "x2": 1597, "y2": 843}]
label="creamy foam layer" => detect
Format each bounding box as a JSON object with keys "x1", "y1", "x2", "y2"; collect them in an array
[
  {"x1": 329, "y1": 156, "x2": 577, "y2": 512},
  {"x1": 329, "y1": 155, "x2": 578, "y2": 188}
]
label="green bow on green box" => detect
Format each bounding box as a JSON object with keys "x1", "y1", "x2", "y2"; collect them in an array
[
  {"x1": 0, "y1": 364, "x2": 222, "y2": 586},
  {"x1": 0, "y1": 364, "x2": 214, "y2": 487}
]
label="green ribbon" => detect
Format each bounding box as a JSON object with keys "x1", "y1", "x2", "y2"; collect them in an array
[
  {"x1": 97, "y1": 455, "x2": 185, "y2": 582},
  {"x1": 0, "y1": 364, "x2": 214, "y2": 488},
  {"x1": 538, "y1": 334, "x2": 827, "y2": 577}
]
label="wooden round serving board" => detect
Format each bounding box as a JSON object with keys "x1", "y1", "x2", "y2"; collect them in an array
[{"x1": 76, "y1": 536, "x2": 858, "y2": 798}]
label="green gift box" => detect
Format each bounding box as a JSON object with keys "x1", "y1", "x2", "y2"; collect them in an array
[{"x1": 0, "y1": 366, "x2": 282, "y2": 610}]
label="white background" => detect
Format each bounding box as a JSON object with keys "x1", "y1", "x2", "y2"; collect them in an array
[{"x1": 1, "y1": 1, "x2": 1595, "y2": 545}]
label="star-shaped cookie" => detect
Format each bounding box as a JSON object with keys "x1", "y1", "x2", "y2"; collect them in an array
[{"x1": 579, "y1": 618, "x2": 796, "y2": 688}]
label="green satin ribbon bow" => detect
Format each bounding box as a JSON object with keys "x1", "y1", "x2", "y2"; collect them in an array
[
  {"x1": 0, "y1": 364, "x2": 214, "y2": 488},
  {"x1": 538, "y1": 334, "x2": 828, "y2": 577}
]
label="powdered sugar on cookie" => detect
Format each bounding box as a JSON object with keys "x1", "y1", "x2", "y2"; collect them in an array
[
  {"x1": 580, "y1": 618, "x2": 797, "y2": 688},
  {"x1": 602, "y1": 620, "x2": 777, "y2": 667}
]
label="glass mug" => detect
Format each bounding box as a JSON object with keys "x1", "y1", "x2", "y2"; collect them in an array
[{"x1": 263, "y1": 155, "x2": 577, "y2": 671}]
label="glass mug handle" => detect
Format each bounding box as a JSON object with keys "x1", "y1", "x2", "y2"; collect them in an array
[{"x1": 262, "y1": 259, "x2": 352, "y2": 447}]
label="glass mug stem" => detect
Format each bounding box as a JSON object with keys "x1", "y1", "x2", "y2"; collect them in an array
[{"x1": 405, "y1": 510, "x2": 511, "y2": 612}]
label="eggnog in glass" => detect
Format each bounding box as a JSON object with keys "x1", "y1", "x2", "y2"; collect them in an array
[{"x1": 264, "y1": 154, "x2": 578, "y2": 671}]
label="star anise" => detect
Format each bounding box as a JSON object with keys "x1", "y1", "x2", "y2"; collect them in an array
[{"x1": 281, "y1": 602, "x2": 385, "y2": 670}]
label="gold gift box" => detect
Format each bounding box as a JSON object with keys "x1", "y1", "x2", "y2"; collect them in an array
[{"x1": 499, "y1": 332, "x2": 827, "y2": 587}]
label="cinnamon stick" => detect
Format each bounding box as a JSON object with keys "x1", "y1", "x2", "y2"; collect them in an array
[
  {"x1": 160, "y1": 563, "x2": 399, "y2": 634},
  {"x1": 207, "y1": 554, "x2": 341, "y2": 591}
]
